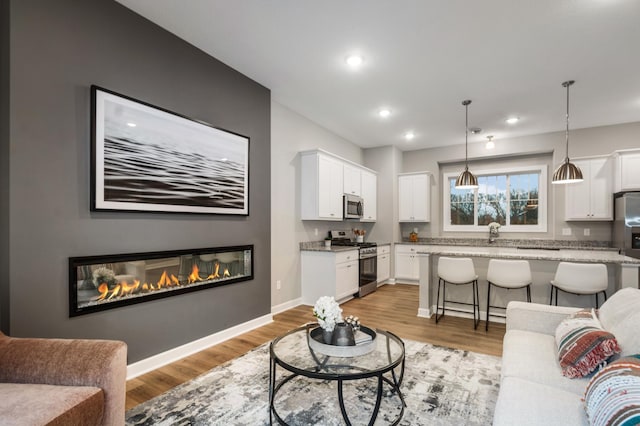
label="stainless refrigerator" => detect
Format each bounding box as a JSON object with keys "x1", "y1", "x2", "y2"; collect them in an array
[{"x1": 613, "y1": 192, "x2": 640, "y2": 259}]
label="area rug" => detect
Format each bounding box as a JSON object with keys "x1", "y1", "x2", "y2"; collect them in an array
[{"x1": 126, "y1": 338, "x2": 501, "y2": 425}]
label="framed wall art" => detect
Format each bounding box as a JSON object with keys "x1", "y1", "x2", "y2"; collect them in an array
[{"x1": 91, "y1": 85, "x2": 249, "y2": 215}]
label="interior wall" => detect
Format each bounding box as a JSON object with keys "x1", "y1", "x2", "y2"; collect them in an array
[
  {"x1": 270, "y1": 101, "x2": 363, "y2": 309},
  {"x1": 403, "y1": 122, "x2": 640, "y2": 242},
  {"x1": 0, "y1": 0, "x2": 10, "y2": 333},
  {"x1": 7, "y1": 0, "x2": 271, "y2": 363}
]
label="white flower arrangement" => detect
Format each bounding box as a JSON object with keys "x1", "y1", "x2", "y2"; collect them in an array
[
  {"x1": 313, "y1": 296, "x2": 343, "y2": 332},
  {"x1": 488, "y1": 222, "x2": 501, "y2": 230}
]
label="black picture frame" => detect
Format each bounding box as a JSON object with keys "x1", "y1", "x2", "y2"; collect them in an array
[{"x1": 91, "y1": 85, "x2": 249, "y2": 215}]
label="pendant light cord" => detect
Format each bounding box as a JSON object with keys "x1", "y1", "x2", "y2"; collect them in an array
[
  {"x1": 563, "y1": 80, "x2": 574, "y2": 161},
  {"x1": 463, "y1": 99, "x2": 471, "y2": 171}
]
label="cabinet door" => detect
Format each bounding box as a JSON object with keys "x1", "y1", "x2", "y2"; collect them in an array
[
  {"x1": 377, "y1": 254, "x2": 390, "y2": 283},
  {"x1": 620, "y1": 153, "x2": 640, "y2": 191},
  {"x1": 412, "y1": 174, "x2": 429, "y2": 221},
  {"x1": 394, "y1": 253, "x2": 414, "y2": 280},
  {"x1": 318, "y1": 155, "x2": 344, "y2": 219},
  {"x1": 343, "y1": 164, "x2": 361, "y2": 196},
  {"x1": 336, "y1": 261, "x2": 358, "y2": 300},
  {"x1": 398, "y1": 175, "x2": 414, "y2": 221},
  {"x1": 565, "y1": 159, "x2": 592, "y2": 220},
  {"x1": 361, "y1": 170, "x2": 377, "y2": 221},
  {"x1": 589, "y1": 157, "x2": 613, "y2": 219}
]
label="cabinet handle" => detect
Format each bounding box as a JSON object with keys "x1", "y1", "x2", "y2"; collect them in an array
[
  {"x1": 347, "y1": 265, "x2": 352, "y2": 268},
  {"x1": 330, "y1": 213, "x2": 335, "y2": 216}
]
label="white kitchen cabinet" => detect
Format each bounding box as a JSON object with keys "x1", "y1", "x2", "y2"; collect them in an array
[
  {"x1": 301, "y1": 249, "x2": 359, "y2": 304},
  {"x1": 343, "y1": 164, "x2": 362, "y2": 196},
  {"x1": 394, "y1": 244, "x2": 428, "y2": 281},
  {"x1": 377, "y1": 244, "x2": 390, "y2": 283},
  {"x1": 361, "y1": 170, "x2": 377, "y2": 222},
  {"x1": 398, "y1": 173, "x2": 430, "y2": 222},
  {"x1": 613, "y1": 150, "x2": 640, "y2": 192},
  {"x1": 565, "y1": 156, "x2": 613, "y2": 221},
  {"x1": 300, "y1": 151, "x2": 344, "y2": 220}
]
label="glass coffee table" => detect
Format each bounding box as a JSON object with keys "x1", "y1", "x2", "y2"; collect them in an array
[{"x1": 269, "y1": 323, "x2": 406, "y2": 425}]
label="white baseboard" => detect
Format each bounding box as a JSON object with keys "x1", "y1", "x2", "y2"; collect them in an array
[
  {"x1": 126, "y1": 313, "x2": 273, "y2": 379},
  {"x1": 417, "y1": 308, "x2": 432, "y2": 318},
  {"x1": 387, "y1": 278, "x2": 396, "y2": 284},
  {"x1": 271, "y1": 297, "x2": 302, "y2": 315}
]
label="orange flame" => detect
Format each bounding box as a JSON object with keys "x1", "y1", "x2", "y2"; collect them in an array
[
  {"x1": 207, "y1": 263, "x2": 220, "y2": 280},
  {"x1": 223, "y1": 268, "x2": 230, "y2": 277},
  {"x1": 188, "y1": 264, "x2": 203, "y2": 284}
]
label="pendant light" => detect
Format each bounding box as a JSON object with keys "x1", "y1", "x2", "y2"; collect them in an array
[
  {"x1": 552, "y1": 80, "x2": 583, "y2": 184},
  {"x1": 455, "y1": 100, "x2": 478, "y2": 189}
]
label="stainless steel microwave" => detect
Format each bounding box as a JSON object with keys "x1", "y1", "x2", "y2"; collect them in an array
[{"x1": 343, "y1": 194, "x2": 364, "y2": 219}]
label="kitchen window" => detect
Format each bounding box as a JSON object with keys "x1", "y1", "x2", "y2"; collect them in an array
[{"x1": 443, "y1": 165, "x2": 547, "y2": 232}]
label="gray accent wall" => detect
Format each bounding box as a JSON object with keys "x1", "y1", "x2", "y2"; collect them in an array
[
  {"x1": 4, "y1": 0, "x2": 271, "y2": 362},
  {"x1": 1, "y1": 0, "x2": 9, "y2": 333}
]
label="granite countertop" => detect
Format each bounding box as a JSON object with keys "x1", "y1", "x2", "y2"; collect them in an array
[
  {"x1": 300, "y1": 241, "x2": 391, "y2": 252},
  {"x1": 414, "y1": 245, "x2": 640, "y2": 265},
  {"x1": 396, "y1": 237, "x2": 615, "y2": 251}
]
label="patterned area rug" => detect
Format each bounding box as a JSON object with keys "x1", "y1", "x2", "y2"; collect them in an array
[{"x1": 126, "y1": 338, "x2": 501, "y2": 425}]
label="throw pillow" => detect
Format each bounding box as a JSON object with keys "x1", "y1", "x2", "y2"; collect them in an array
[
  {"x1": 555, "y1": 309, "x2": 621, "y2": 378},
  {"x1": 584, "y1": 354, "x2": 640, "y2": 426}
]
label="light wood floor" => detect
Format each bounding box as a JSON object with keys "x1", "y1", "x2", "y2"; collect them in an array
[{"x1": 126, "y1": 283, "x2": 506, "y2": 410}]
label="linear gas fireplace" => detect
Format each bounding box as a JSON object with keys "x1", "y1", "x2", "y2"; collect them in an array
[{"x1": 69, "y1": 245, "x2": 253, "y2": 316}]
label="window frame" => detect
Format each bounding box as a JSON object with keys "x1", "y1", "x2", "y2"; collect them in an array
[{"x1": 442, "y1": 164, "x2": 548, "y2": 233}]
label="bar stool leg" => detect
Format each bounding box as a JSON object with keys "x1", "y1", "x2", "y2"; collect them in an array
[
  {"x1": 486, "y1": 282, "x2": 491, "y2": 331},
  {"x1": 473, "y1": 280, "x2": 479, "y2": 330},
  {"x1": 549, "y1": 285, "x2": 554, "y2": 305}
]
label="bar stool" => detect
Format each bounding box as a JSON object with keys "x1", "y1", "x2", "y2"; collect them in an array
[
  {"x1": 549, "y1": 262, "x2": 608, "y2": 308},
  {"x1": 436, "y1": 257, "x2": 480, "y2": 329},
  {"x1": 485, "y1": 259, "x2": 532, "y2": 331}
]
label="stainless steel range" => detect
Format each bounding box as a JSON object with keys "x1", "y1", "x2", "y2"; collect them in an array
[{"x1": 330, "y1": 230, "x2": 378, "y2": 297}]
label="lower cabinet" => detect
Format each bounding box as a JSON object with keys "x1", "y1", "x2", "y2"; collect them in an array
[
  {"x1": 377, "y1": 245, "x2": 391, "y2": 283},
  {"x1": 394, "y1": 244, "x2": 428, "y2": 281},
  {"x1": 301, "y1": 249, "x2": 359, "y2": 304}
]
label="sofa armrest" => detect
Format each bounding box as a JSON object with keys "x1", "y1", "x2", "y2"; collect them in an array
[
  {"x1": 506, "y1": 301, "x2": 581, "y2": 336},
  {"x1": 0, "y1": 333, "x2": 127, "y2": 426}
]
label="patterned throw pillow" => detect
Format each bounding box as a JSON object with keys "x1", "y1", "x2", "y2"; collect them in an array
[
  {"x1": 584, "y1": 354, "x2": 640, "y2": 426},
  {"x1": 555, "y1": 309, "x2": 621, "y2": 378}
]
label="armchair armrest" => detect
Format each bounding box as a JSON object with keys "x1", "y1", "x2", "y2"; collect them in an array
[
  {"x1": 0, "y1": 333, "x2": 127, "y2": 426},
  {"x1": 506, "y1": 301, "x2": 581, "y2": 336}
]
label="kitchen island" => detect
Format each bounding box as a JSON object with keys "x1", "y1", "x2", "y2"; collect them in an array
[{"x1": 408, "y1": 244, "x2": 640, "y2": 321}]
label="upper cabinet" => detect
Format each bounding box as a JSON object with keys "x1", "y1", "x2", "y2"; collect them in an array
[
  {"x1": 301, "y1": 151, "x2": 344, "y2": 220},
  {"x1": 565, "y1": 156, "x2": 613, "y2": 221},
  {"x1": 361, "y1": 170, "x2": 377, "y2": 222},
  {"x1": 398, "y1": 172, "x2": 431, "y2": 222},
  {"x1": 300, "y1": 149, "x2": 377, "y2": 221},
  {"x1": 343, "y1": 164, "x2": 362, "y2": 196},
  {"x1": 613, "y1": 150, "x2": 640, "y2": 192}
]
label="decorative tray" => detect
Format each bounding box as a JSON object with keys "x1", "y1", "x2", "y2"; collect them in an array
[{"x1": 307, "y1": 326, "x2": 377, "y2": 357}]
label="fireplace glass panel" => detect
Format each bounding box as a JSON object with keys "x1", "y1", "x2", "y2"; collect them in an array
[{"x1": 70, "y1": 245, "x2": 253, "y2": 316}]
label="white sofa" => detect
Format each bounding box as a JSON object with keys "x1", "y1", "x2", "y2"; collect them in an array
[{"x1": 493, "y1": 287, "x2": 640, "y2": 426}]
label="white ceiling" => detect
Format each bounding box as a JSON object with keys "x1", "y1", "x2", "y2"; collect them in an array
[{"x1": 115, "y1": 0, "x2": 640, "y2": 151}]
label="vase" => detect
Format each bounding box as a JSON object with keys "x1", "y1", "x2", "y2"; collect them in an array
[
  {"x1": 322, "y1": 329, "x2": 333, "y2": 344},
  {"x1": 331, "y1": 323, "x2": 355, "y2": 346}
]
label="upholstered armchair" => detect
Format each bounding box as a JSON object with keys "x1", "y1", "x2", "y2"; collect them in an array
[{"x1": 0, "y1": 331, "x2": 127, "y2": 425}]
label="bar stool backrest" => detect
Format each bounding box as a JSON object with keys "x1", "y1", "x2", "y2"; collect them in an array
[
  {"x1": 487, "y1": 259, "x2": 532, "y2": 288},
  {"x1": 438, "y1": 257, "x2": 477, "y2": 284},
  {"x1": 552, "y1": 262, "x2": 608, "y2": 294}
]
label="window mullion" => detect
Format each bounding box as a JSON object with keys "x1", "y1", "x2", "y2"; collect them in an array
[{"x1": 506, "y1": 174, "x2": 511, "y2": 227}]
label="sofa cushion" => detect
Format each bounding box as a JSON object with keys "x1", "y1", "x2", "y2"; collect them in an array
[
  {"x1": 0, "y1": 383, "x2": 104, "y2": 426},
  {"x1": 555, "y1": 309, "x2": 620, "y2": 378},
  {"x1": 598, "y1": 287, "x2": 640, "y2": 357},
  {"x1": 502, "y1": 329, "x2": 588, "y2": 395},
  {"x1": 493, "y1": 376, "x2": 587, "y2": 426},
  {"x1": 583, "y1": 354, "x2": 640, "y2": 426}
]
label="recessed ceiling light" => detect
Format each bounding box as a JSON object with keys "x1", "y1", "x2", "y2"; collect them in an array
[
  {"x1": 505, "y1": 117, "x2": 519, "y2": 124},
  {"x1": 126, "y1": 122, "x2": 137, "y2": 127},
  {"x1": 405, "y1": 131, "x2": 415, "y2": 141},
  {"x1": 485, "y1": 135, "x2": 495, "y2": 150},
  {"x1": 345, "y1": 55, "x2": 364, "y2": 68},
  {"x1": 378, "y1": 109, "x2": 391, "y2": 118},
  {"x1": 220, "y1": 158, "x2": 228, "y2": 162}
]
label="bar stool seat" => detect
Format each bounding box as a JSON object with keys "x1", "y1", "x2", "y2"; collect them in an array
[
  {"x1": 549, "y1": 262, "x2": 608, "y2": 308},
  {"x1": 485, "y1": 259, "x2": 532, "y2": 331},
  {"x1": 436, "y1": 257, "x2": 480, "y2": 329}
]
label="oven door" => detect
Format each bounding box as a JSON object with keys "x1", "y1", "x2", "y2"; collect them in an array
[{"x1": 359, "y1": 254, "x2": 377, "y2": 287}]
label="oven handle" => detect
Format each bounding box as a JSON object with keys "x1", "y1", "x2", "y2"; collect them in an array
[{"x1": 359, "y1": 253, "x2": 378, "y2": 260}]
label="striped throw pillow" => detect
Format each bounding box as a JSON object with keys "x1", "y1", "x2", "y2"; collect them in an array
[
  {"x1": 584, "y1": 354, "x2": 640, "y2": 426},
  {"x1": 555, "y1": 309, "x2": 621, "y2": 378}
]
